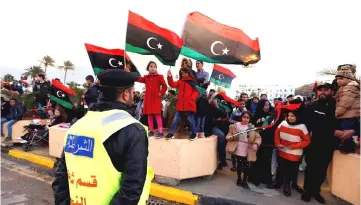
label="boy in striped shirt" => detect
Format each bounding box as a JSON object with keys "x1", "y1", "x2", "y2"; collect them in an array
[{"x1": 275, "y1": 110, "x2": 310, "y2": 197}]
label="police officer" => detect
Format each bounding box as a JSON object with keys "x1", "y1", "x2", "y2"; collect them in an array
[{"x1": 52, "y1": 69, "x2": 153, "y2": 205}]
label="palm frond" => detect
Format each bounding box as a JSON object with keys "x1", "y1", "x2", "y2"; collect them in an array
[{"x1": 318, "y1": 68, "x2": 337, "y2": 76}]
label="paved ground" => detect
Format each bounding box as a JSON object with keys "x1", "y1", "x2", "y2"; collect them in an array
[
  {"x1": 176, "y1": 169, "x2": 350, "y2": 205},
  {"x1": 1, "y1": 158, "x2": 53, "y2": 205},
  {"x1": 1, "y1": 153, "x2": 350, "y2": 205}
]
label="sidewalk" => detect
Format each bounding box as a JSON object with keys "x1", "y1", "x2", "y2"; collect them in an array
[
  {"x1": 176, "y1": 168, "x2": 349, "y2": 205},
  {"x1": 2, "y1": 145, "x2": 351, "y2": 205}
]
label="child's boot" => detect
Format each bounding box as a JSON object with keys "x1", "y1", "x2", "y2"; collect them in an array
[{"x1": 283, "y1": 182, "x2": 291, "y2": 197}]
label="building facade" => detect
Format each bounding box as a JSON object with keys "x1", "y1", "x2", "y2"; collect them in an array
[{"x1": 237, "y1": 84, "x2": 295, "y2": 100}]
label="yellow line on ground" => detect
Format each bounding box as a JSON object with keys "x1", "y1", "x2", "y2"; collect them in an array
[
  {"x1": 150, "y1": 183, "x2": 198, "y2": 205},
  {"x1": 8, "y1": 149, "x2": 56, "y2": 168},
  {"x1": 7, "y1": 150, "x2": 199, "y2": 204}
]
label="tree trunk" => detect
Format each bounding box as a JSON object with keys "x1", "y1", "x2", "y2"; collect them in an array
[
  {"x1": 64, "y1": 70, "x2": 67, "y2": 84},
  {"x1": 44, "y1": 65, "x2": 47, "y2": 75}
]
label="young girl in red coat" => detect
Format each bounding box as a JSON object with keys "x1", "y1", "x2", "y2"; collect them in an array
[
  {"x1": 166, "y1": 67, "x2": 199, "y2": 141},
  {"x1": 137, "y1": 61, "x2": 167, "y2": 137}
]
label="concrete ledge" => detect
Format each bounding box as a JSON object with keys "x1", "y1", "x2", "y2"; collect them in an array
[
  {"x1": 150, "y1": 182, "x2": 198, "y2": 205},
  {"x1": 149, "y1": 134, "x2": 217, "y2": 183},
  {"x1": 329, "y1": 150, "x2": 360, "y2": 205},
  {"x1": 48, "y1": 125, "x2": 68, "y2": 158},
  {"x1": 8, "y1": 149, "x2": 56, "y2": 168}
]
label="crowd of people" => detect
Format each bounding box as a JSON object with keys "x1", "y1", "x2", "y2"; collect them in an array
[
  {"x1": 127, "y1": 61, "x2": 360, "y2": 204},
  {"x1": 1, "y1": 58, "x2": 360, "y2": 204}
]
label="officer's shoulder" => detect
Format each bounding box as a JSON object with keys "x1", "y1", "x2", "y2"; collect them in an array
[{"x1": 121, "y1": 123, "x2": 146, "y2": 134}]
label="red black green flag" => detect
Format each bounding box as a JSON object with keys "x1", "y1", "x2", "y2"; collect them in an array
[
  {"x1": 181, "y1": 12, "x2": 261, "y2": 66},
  {"x1": 214, "y1": 92, "x2": 240, "y2": 116},
  {"x1": 210, "y1": 64, "x2": 236, "y2": 88},
  {"x1": 50, "y1": 79, "x2": 75, "y2": 109},
  {"x1": 85, "y1": 43, "x2": 139, "y2": 76},
  {"x1": 126, "y1": 11, "x2": 183, "y2": 66}
]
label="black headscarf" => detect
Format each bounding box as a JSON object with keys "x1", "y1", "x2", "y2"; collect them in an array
[{"x1": 253, "y1": 99, "x2": 273, "y2": 125}]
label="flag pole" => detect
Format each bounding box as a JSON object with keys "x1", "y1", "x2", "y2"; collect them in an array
[{"x1": 124, "y1": 10, "x2": 130, "y2": 72}]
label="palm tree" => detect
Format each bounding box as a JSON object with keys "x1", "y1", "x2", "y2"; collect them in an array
[
  {"x1": 22, "y1": 66, "x2": 44, "y2": 84},
  {"x1": 58, "y1": 60, "x2": 75, "y2": 84},
  {"x1": 39, "y1": 55, "x2": 55, "y2": 74},
  {"x1": 318, "y1": 68, "x2": 337, "y2": 76}
]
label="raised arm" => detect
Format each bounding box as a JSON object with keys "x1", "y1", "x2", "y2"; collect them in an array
[{"x1": 137, "y1": 76, "x2": 146, "y2": 84}]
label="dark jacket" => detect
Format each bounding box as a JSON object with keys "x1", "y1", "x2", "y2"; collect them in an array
[
  {"x1": 196, "y1": 96, "x2": 209, "y2": 117},
  {"x1": 1, "y1": 101, "x2": 10, "y2": 117},
  {"x1": 52, "y1": 100, "x2": 148, "y2": 205},
  {"x1": 84, "y1": 84, "x2": 100, "y2": 105},
  {"x1": 304, "y1": 98, "x2": 341, "y2": 152},
  {"x1": 6, "y1": 103, "x2": 24, "y2": 120},
  {"x1": 33, "y1": 80, "x2": 51, "y2": 105}
]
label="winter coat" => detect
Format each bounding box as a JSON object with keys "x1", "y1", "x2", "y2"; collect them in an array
[
  {"x1": 226, "y1": 123, "x2": 262, "y2": 162},
  {"x1": 167, "y1": 76, "x2": 199, "y2": 113},
  {"x1": 1, "y1": 101, "x2": 10, "y2": 117},
  {"x1": 6, "y1": 103, "x2": 24, "y2": 120},
  {"x1": 84, "y1": 83, "x2": 99, "y2": 105},
  {"x1": 138, "y1": 74, "x2": 167, "y2": 115},
  {"x1": 335, "y1": 81, "x2": 360, "y2": 119},
  {"x1": 33, "y1": 80, "x2": 51, "y2": 105}
]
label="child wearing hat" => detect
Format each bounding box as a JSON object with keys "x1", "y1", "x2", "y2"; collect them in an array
[{"x1": 335, "y1": 64, "x2": 360, "y2": 153}]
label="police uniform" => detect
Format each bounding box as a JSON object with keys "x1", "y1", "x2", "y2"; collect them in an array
[{"x1": 52, "y1": 69, "x2": 154, "y2": 205}]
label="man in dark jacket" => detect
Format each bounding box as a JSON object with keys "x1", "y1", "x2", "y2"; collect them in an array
[
  {"x1": 1, "y1": 98, "x2": 24, "y2": 141},
  {"x1": 1, "y1": 97, "x2": 10, "y2": 118},
  {"x1": 84, "y1": 75, "x2": 99, "y2": 107},
  {"x1": 301, "y1": 83, "x2": 353, "y2": 204},
  {"x1": 52, "y1": 69, "x2": 150, "y2": 205},
  {"x1": 33, "y1": 74, "x2": 51, "y2": 109}
]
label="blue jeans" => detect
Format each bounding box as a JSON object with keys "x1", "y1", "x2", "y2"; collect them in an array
[
  {"x1": 170, "y1": 112, "x2": 197, "y2": 134},
  {"x1": 196, "y1": 116, "x2": 205, "y2": 132},
  {"x1": 1, "y1": 117, "x2": 18, "y2": 138},
  {"x1": 38, "y1": 103, "x2": 44, "y2": 109},
  {"x1": 212, "y1": 127, "x2": 226, "y2": 163}
]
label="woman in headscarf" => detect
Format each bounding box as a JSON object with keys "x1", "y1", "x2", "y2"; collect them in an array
[{"x1": 248, "y1": 99, "x2": 274, "y2": 186}]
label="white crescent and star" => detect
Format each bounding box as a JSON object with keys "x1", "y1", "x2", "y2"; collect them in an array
[
  {"x1": 109, "y1": 58, "x2": 123, "y2": 68},
  {"x1": 210, "y1": 41, "x2": 229, "y2": 56},
  {"x1": 218, "y1": 74, "x2": 225, "y2": 80},
  {"x1": 146, "y1": 37, "x2": 163, "y2": 50},
  {"x1": 56, "y1": 91, "x2": 65, "y2": 98}
]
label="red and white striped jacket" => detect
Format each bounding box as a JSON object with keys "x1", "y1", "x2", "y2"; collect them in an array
[{"x1": 274, "y1": 120, "x2": 311, "y2": 162}]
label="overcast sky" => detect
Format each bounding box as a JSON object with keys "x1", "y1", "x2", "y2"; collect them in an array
[{"x1": 1, "y1": 0, "x2": 360, "y2": 96}]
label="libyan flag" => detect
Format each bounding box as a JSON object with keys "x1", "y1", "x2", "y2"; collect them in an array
[
  {"x1": 50, "y1": 79, "x2": 76, "y2": 109},
  {"x1": 214, "y1": 92, "x2": 240, "y2": 116},
  {"x1": 210, "y1": 64, "x2": 236, "y2": 88},
  {"x1": 85, "y1": 43, "x2": 139, "y2": 76},
  {"x1": 126, "y1": 11, "x2": 183, "y2": 66},
  {"x1": 181, "y1": 12, "x2": 261, "y2": 66}
]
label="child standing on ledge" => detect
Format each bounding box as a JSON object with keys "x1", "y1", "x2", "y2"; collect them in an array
[
  {"x1": 166, "y1": 67, "x2": 199, "y2": 141},
  {"x1": 137, "y1": 61, "x2": 167, "y2": 138}
]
